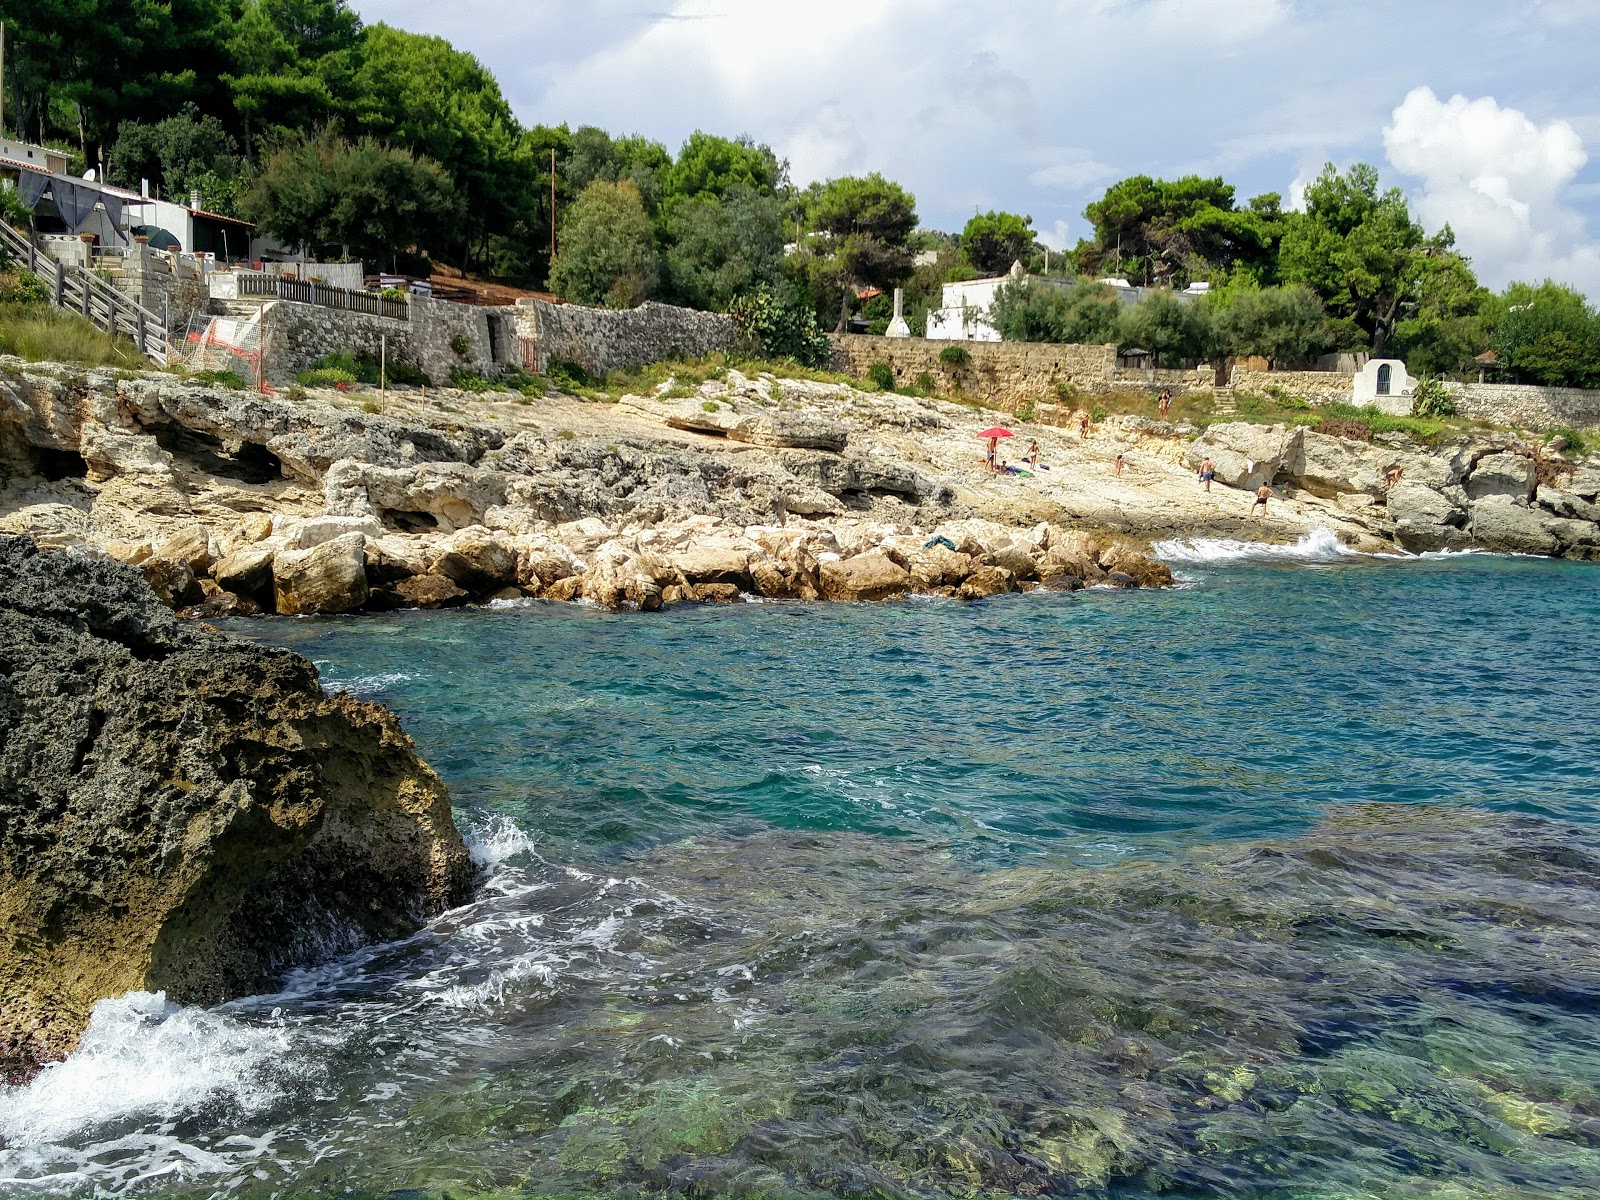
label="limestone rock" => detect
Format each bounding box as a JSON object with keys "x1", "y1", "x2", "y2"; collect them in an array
[
  {"x1": 1290, "y1": 431, "x2": 1388, "y2": 498},
  {"x1": 274, "y1": 532, "x2": 370, "y2": 615},
  {"x1": 0, "y1": 537, "x2": 472, "y2": 1084},
  {"x1": 1386, "y1": 482, "x2": 1470, "y2": 553},
  {"x1": 956, "y1": 565, "x2": 1017, "y2": 600},
  {"x1": 211, "y1": 543, "x2": 277, "y2": 599},
  {"x1": 673, "y1": 545, "x2": 752, "y2": 589},
  {"x1": 908, "y1": 547, "x2": 973, "y2": 590},
  {"x1": 818, "y1": 551, "x2": 912, "y2": 602},
  {"x1": 1464, "y1": 452, "x2": 1535, "y2": 502},
  {"x1": 155, "y1": 524, "x2": 215, "y2": 574},
  {"x1": 1469, "y1": 495, "x2": 1559, "y2": 556},
  {"x1": 433, "y1": 526, "x2": 518, "y2": 594},
  {"x1": 727, "y1": 412, "x2": 849, "y2": 452},
  {"x1": 139, "y1": 555, "x2": 202, "y2": 609},
  {"x1": 395, "y1": 573, "x2": 469, "y2": 609},
  {"x1": 1185, "y1": 423, "x2": 1304, "y2": 490},
  {"x1": 1099, "y1": 542, "x2": 1175, "y2": 588}
]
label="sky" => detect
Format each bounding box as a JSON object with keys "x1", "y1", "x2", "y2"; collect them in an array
[{"x1": 350, "y1": 0, "x2": 1600, "y2": 297}]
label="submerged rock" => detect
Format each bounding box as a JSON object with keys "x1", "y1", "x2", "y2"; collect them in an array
[{"x1": 0, "y1": 537, "x2": 474, "y2": 1084}]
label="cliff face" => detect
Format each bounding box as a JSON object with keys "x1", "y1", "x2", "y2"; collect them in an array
[{"x1": 0, "y1": 536, "x2": 474, "y2": 1084}]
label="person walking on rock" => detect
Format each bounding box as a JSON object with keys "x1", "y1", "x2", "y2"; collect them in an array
[
  {"x1": 1079, "y1": 412, "x2": 1090, "y2": 440},
  {"x1": 1114, "y1": 453, "x2": 1125, "y2": 477},
  {"x1": 1199, "y1": 457, "x2": 1216, "y2": 493},
  {"x1": 1249, "y1": 483, "x2": 1272, "y2": 520},
  {"x1": 1158, "y1": 388, "x2": 1172, "y2": 418}
]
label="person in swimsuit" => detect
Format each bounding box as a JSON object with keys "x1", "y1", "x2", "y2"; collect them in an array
[
  {"x1": 1249, "y1": 483, "x2": 1272, "y2": 519},
  {"x1": 1199, "y1": 457, "x2": 1216, "y2": 492},
  {"x1": 1114, "y1": 453, "x2": 1125, "y2": 477},
  {"x1": 1158, "y1": 388, "x2": 1172, "y2": 418},
  {"x1": 1385, "y1": 465, "x2": 1404, "y2": 489},
  {"x1": 1079, "y1": 413, "x2": 1090, "y2": 439},
  {"x1": 1027, "y1": 439, "x2": 1041, "y2": 468}
]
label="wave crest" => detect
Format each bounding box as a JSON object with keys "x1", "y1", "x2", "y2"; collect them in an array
[{"x1": 1153, "y1": 526, "x2": 1355, "y2": 564}]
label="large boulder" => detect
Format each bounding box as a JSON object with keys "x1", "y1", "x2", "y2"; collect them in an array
[
  {"x1": 1289, "y1": 431, "x2": 1388, "y2": 498},
  {"x1": 1464, "y1": 452, "x2": 1535, "y2": 502},
  {"x1": 673, "y1": 545, "x2": 753, "y2": 590},
  {"x1": 211, "y1": 542, "x2": 277, "y2": 600},
  {"x1": 1386, "y1": 482, "x2": 1470, "y2": 553},
  {"x1": 432, "y1": 526, "x2": 518, "y2": 594},
  {"x1": 0, "y1": 537, "x2": 473, "y2": 1084},
  {"x1": 956, "y1": 565, "x2": 1017, "y2": 600},
  {"x1": 818, "y1": 552, "x2": 913, "y2": 602},
  {"x1": 274, "y1": 532, "x2": 370, "y2": 615},
  {"x1": 1469, "y1": 495, "x2": 1559, "y2": 556},
  {"x1": 1185, "y1": 423, "x2": 1304, "y2": 490}
]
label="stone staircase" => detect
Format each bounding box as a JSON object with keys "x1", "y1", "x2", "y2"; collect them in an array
[{"x1": 1210, "y1": 386, "x2": 1238, "y2": 415}]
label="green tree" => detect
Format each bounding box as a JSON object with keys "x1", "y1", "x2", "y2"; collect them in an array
[
  {"x1": 349, "y1": 24, "x2": 533, "y2": 273},
  {"x1": 1074, "y1": 175, "x2": 1278, "y2": 287},
  {"x1": 1390, "y1": 250, "x2": 1491, "y2": 378},
  {"x1": 730, "y1": 286, "x2": 831, "y2": 366},
  {"x1": 960, "y1": 210, "x2": 1036, "y2": 276},
  {"x1": 1118, "y1": 291, "x2": 1207, "y2": 366},
  {"x1": 796, "y1": 173, "x2": 918, "y2": 329},
  {"x1": 223, "y1": 0, "x2": 362, "y2": 155},
  {"x1": 663, "y1": 131, "x2": 784, "y2": 207},
  {"x1": 565, "y1": 125, "x2": 671, "y2": 214},
  {"x1": 109, "y1": 104, "x2": 244, "y2": 201},
  {"x1": 1210, "y1": 284, "x2": 1331, "y2": 367},
  {"x1": 660, "y1": 186, "x2": 786, "y2": 312},
  {"x1": 549, "y1": 179, "x2": 658, "y2": 308},
  {"x1": 239, "y1": 126, "x2": 460, "y2": 266},
  {"x1": 990, "y1": 279, "x2": 1123, "y2": 345},
  {"x1": 1277, "y1": 163, "x2": 1447, "y2": 357},
  {"x1": 1485, "y1": 281, "x2": 1599, "y2": 388}
]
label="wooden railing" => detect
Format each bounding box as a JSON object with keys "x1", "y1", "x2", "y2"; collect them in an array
[
  {"x1": 236, "y1": 272, "x2": 410, "y2": 320},
  {"x1": 0, "y1": 223, "x2": 169, "y2": 364}
]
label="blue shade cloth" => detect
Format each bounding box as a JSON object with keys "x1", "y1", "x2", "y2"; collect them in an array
[
  {"x1": 12, "y1": 168, "x2": 49, "y2": 211},
  {"x1": 50, "y1": 177, "x2": 101, "y2": 233}
]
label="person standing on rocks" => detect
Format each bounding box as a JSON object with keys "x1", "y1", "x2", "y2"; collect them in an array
[
  {"x1": 1027, "y1": 440, "x2": 1041, "y2": 468},
  {"x1": 1249, "y1": 483, "x2": 1272, "y2": 519},
  {"x1": 1079, "y1": 413, "x2": 1090, "y2": 440},
  {"x1": 1158, "y1": 389, "x2": 1172, "y2": 418},
  {"x1": 1115, "y1": 453, "x2": 1125, "y2": 477},
  {"x1": 1199, "y1": 457, "x2": 1216, "y2": 492}
]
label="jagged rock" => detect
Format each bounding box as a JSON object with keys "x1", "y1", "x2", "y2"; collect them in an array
[
  {"x1": 908, "y1": 547, "x2": 973, "y2": 589},
  {"x1": 1105, "y1": 571, "x2": 1139, "y2": 588},
  {"x1": 78, "y1": 423, "x2": 173, "y2": 481},
  {"x1": 155, "y1": 524, "x2": 215, "y2": 574},
  {"x1": 0, "y1": 537, "x2": 472, "y2": 1084},
  {"x1": 1185, "y1": 423, "x2": 1304, "y2": 490},
  {"x1": 818, "y1": 552, "x2": 912, "y2": 602},
  {"x1": 363, "y1": 534, "x2": 431, "y2": 586},
  {"x1": 988, "y1": 543, "x2": 1039, "y2": 581},
  {"x1": 1465, "y1": 452, "x2": 1536, "y2": 502},
  {"x1": 688, "y1": 581, "x2": 742, "y2": 603},
  {"x1": 1538, "y1": 486, "x2": 1600, "y2": 524},
  {"x1": 727, "y1": 413, "x2": 849, "y2": 452},
  {"x1": 394, "y1": 573, "x2": 469, "y2": 609},
  {"x1": 274, "y1": 532, "x2": 369, "y2": 615},
  {"x1": 957, "y1": 565, "x2": 1018, "y2": 599},
  {"x1": 1099, "y1": 543, "x2": 1175, "y2": 588},
  {"x1": 139, "y1": 555, "x2": 202, "y2": 608},
  {"x1": 1469, "y1": 495, "x2": 1559, "y2": 556},
  {"x1": 432, "y1": 526, "x2": 518, "y2": 594}
]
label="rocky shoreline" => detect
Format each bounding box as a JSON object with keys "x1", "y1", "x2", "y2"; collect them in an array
[
  {"x1": 0, "y1": 358, "x2": 1595, "y2": 623},
  {"x1": 0, "y1": 535, "x2": 474, "y2": 1086}
]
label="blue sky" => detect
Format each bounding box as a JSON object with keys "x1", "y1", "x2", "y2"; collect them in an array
[{"x1": 351, "y1": 0, "x2": 1600, "y2": 296}]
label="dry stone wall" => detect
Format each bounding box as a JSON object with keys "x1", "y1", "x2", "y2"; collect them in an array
[
  {"x1": 1446, "y1": 382, "x2": 1600, "y2": 431},
  {"x1": 514, "y1": 299, "x2": 742, "y2": 377},
  {"x1": 1229, "y1": 369, "x2": 1355, "y2": 406},
  {"x1": 258, "y1": 295, "x2": 517, "y2": 387}
]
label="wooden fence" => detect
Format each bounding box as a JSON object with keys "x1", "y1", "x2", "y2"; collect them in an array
[
  {"x1": 236, "y1": 272, "x2": 410, "y2": 320},
  {"x1": 0, "y1": 222, "x2": 169, "y2": 364}
]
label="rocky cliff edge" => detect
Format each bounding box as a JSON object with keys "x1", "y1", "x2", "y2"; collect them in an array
[{"x1": 0, "y1": 535, "x2": 475, "y2": 1084}]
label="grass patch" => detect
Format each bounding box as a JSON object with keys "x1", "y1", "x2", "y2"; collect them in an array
[
  {"x1": 0, "y1": 302, "x2": 145, "y2": 367},
  {"x1": 549, "y1": 351, "x2": 863, "y2": 403},
  {"x1": 185, "y1": 368, "x2": 247, "y2": 390},
  {"x1": 448, "y1": 366, "x2": 511, "y2": 394},
  {"x1": 1547, "y1": 425, "x2": 1590, "y2": 456}
]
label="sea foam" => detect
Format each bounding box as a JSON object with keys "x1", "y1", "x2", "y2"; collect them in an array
[{"x1": 1152, "y1": 525, "x2": 1356, "y2": 564}]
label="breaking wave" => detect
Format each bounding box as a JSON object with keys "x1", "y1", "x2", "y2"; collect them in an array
[{"x1": 1152, "y1": 525, "x2": 1357, "y2": 564}]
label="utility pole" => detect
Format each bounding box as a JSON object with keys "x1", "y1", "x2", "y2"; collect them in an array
[
  {"x1": 549, "y1": 149, "x2": 557, "y2": 270},
  {"x1": 1, "y1": 23, "x2": 7, "y2": 138}
]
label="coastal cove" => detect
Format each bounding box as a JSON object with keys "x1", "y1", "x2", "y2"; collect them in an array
[{"x1": 2, "y1": 548, "x2": 1600, "y2": 1198}]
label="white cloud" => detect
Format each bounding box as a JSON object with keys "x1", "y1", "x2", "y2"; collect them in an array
[{"x1": 1383, "y1": 86, "x2": 1600, "y2": 294}]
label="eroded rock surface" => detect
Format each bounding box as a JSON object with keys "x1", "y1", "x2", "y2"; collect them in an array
[{"x1": 0, "y1": 537, "x2": 474, "y2": 1084}]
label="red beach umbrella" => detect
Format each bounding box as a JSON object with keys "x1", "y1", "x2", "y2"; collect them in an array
[{"x1": 976, "y1": 427, "x2": 1014, "y2": 439}]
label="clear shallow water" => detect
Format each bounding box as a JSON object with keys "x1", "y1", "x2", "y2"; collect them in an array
[{"x1": 4, "y1": 545, "x2": 1600, "y2": 1198}]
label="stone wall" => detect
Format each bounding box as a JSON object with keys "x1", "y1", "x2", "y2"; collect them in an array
[
  {"x1": 1445, "y1": 382, "x2": 1600, "y2": 431},
  {"x1": 257, "y1": 295, "x2": 518, "y2": 387},
  {"x1": 1230, "y1": 368, "x2": 1355, "y2": 407},
  {"x1": 514, "y1": 299, "x2": 742, "y2": 376}
]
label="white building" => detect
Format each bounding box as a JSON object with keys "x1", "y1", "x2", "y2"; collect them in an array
[{"x1": 926, "y1": 260, "x2": 1075, "y2": 341}]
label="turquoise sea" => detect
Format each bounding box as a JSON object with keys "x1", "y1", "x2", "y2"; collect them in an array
[{"x1": 3, "y1": 538, "x2": 1600, "y2": 1198}]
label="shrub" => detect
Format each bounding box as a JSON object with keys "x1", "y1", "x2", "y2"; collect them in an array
[
  {"x1": 914, "y1": 370, "x2": 937, "y2": 395},
  {"x1": 449, "y1": 332, "x2": 472, "y2": 357},
  {"x1": 548, "y1": 359, "x2": 597, "y2": 391},
  {"x1": 701, "y1": 400, "x2": 720, "y2": 412},
  {"x1": 297, "y1": 366, "x2": 359, "y2": 389},
  {"x1": 380, "y1": 286, "x2": 408, "y2": 301},
  {"x1": 729, "y1": 287, "x2": 832, "y2": 367},
  {"x1": 0, "y1": 268, "x2": 50, "y2": 306},
  {"x1": 1546, "y1": 426, "x2": 1589, "y2": 456},
  {"x1": 1014, "y1": 398, "x2": 1037, "y2": 422},
  {"x1": 187, "y1": 368, "x2": 247, "y2": 390},
  {"x1": 286, "y1": 384, "x2": 308, "y2": 402},
  {"x1": 497, "y1": 364, "x2": 541, "y2": 392},
  {"x1": 307, "y1": 352, "x2": 378, "y2": 385},
  {"x1": 1053, "y1": 379, "x2": 1079, "y2": 404},
  {"x1": 938, "y1": 344, "x2": 971, "y2": 369},
  {"x1": 1091, "y1": 403, "x2": 1108, "y2": 423},
  {"x1": 866, "y1": 361, "x2": 895, "y2": 391},
  {"x1": 449, "y1": 366, "x2": 508, "y2": 393},
  {"x1": 1316, "y1": 417, "x2": 1374, "y2": 442},
  {"x1": 1411, "y1": 377, "x2": 1458, "y2": 419}
]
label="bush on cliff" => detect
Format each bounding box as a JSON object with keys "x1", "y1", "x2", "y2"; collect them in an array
[{"x1": 729, "y1": 287, "x2": 832, "y2": 367}]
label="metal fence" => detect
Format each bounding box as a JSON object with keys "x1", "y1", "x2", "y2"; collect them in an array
[{"x1": 236, "y1": 272, "x2": 409, "y2": 321}]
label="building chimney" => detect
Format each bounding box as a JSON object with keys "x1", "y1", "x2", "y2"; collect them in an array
[
  {"x1": 189, "y1": 189, "x2": 202, "y2": 210},
  {"x1": 140, "y1": 177, "x2": 149, "y2": 199}
]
